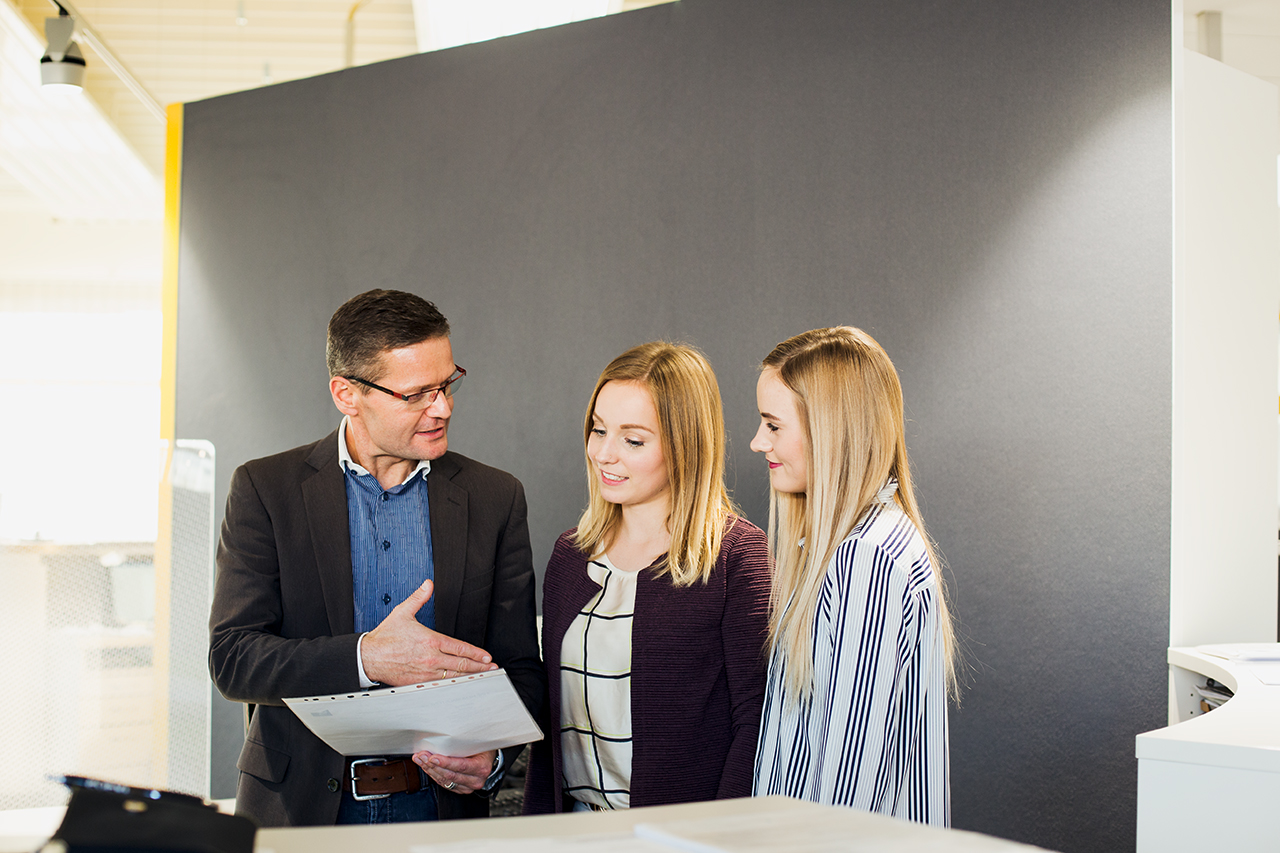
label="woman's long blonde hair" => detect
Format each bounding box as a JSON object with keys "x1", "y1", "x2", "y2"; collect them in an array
[
  {"x1": 574, "y1": 342, "x2": 737, "y2": 586},
  {"x1": 762, "y1": 327, "x2": 956, "y2": 698}
]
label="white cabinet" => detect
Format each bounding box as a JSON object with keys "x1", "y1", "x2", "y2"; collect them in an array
[{"x1": 1136, "y1": 647, "x2": 1280, "y2": 852}]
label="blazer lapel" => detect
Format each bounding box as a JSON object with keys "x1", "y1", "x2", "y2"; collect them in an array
[
  {"x1": 427, "y1": 452, "x2": 466, "y2": 638},
  {"x1": 301, "y1": 430, "x2": 355, "y2": 636},
  {"x1": 544, "y1": 546, "x2": 606, "y2": 668}
]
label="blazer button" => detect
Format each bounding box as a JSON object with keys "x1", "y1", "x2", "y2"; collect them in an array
[{"x1": 327, "y1": 778, "x2": 339, "y2": 793}]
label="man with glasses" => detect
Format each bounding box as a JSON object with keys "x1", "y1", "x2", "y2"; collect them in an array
[{"x1": 210, "y1": 289, "x2": 544, "y2": 827}]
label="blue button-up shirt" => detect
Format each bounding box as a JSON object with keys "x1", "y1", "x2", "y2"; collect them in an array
[
  {"x1": 336, "y1": 420, "x2": 505, "y2": 781},
  {"x1": 338, "y1": 419, "x2": 436, "y2": 637}
]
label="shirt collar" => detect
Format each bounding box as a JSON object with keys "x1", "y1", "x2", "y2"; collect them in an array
[
  {"x1": 338, "y1": 416, "x2": 431, "y2": 485},
  {"x1": 797, "y1": 479, "x2": 900, "y2": 553},
  {"x1": 875, "y1": 477, "x2": 900, "y2": 505}
]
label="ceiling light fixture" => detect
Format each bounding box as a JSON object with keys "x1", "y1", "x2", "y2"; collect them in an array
[
  {"x1": 40, "y1": 6, "x2": 85, "y2": 89},
  {"x1": 0, "y1": 0, "x2": 162, "y2": 218},
  {"x1": 38, "y1": 0, "x2": 166, "y2": 122}
]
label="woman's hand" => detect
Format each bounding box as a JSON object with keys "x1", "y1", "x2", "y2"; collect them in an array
[{"x1": 412, "y1": 748, "x2": 498, "y2": 795}]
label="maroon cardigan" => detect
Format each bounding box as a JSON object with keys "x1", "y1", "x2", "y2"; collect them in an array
[{"x1": 523, "y1": 516, "x2": 771, "y2": 813}]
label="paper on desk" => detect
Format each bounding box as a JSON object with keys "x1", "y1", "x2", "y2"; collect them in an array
[
  {"x1": 283, "y1": 668, "x2": 541, "y2": 757},
  {"x1": 636, "y1": 817, "x2": 861, "y2": 853},
  {"x1": 634, "y1": 811, "x2": 1007, "y2": 853},
  {"x1": 1245, "y1": 662, "x2": 1280, "y2": 685},
  {"x1": 1196, "y1": 644, "x2": 1280, "y2": 685},
  {"x1": 1198, "y1": 643, "x2": 1280, "y2": 662},
  {"x1": 412, "y1": 833, "x2": 669, "y2": 853}
]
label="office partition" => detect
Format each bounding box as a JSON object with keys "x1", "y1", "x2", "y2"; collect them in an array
[{"x1": 177, "y1": 1, "x2": 1174, "y2": 849}]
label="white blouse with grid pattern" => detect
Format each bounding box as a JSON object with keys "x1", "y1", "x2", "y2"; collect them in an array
[{"x1": 559, "y1": 554, "x2": 638, "y2": 809}]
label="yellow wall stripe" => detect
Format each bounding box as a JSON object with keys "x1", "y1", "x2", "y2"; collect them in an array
[
  {"x1": 161, "y1": 102, "x2": 183, "y2": 448},
  {"x1": 153, "y1": 101, "x2": 183, "y2": 787}
]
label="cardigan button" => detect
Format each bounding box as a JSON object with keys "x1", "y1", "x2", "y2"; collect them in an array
[{"x1": 326, "y1": 778, "x2": 339, "y2": 793}]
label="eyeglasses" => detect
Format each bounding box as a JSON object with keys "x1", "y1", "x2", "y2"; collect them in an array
[{"x1": 345, "y1": 366, "x2": 466, "y2": 410}]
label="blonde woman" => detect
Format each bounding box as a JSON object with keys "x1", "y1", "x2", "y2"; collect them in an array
[
  {"x1": 524, "y1": 342, "x2": 771, "y2": 812},
  {"x1": 750, "y1": 327, "x2": 956, "y2": 826}
]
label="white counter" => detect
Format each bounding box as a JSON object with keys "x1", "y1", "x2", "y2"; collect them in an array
[{"x1": 1135, "y1": 645, "x2": 1280, "y2": 852}]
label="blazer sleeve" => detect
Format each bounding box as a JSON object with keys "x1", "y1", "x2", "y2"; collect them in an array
[
  {"x1": 480, "y1": 477, "x2": 547, "y2": 757},
  {"x1": 715, "y1": 520, "x2": 773, "y2": 799},
  {"x1": 208, "y1": 461, "x2": 361, "y2": 705},
  {"x1": 522, "y1": 531, "x2": 580, "y2": 814},
  {"x1": 521, "y1": 690, "x2": 557, "y2": 814}
]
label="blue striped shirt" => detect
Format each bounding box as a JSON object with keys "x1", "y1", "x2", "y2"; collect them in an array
[
  {"x1": 338, "y1": 420, "x2": 435, "y2": 636},
  {"x1": 753, "y1": 480, "x2": 950, "y2": 826}
]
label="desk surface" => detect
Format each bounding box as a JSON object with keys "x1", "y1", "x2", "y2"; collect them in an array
[
  {"x1": 2, "y1": 796, "x2": 1053, "y2": 853},
  {"x1": 255, "y1": 796, "x2": 1052, "y2": 853},
  {"x1": 1135, "y1": 645, "x2": 1280, "y2": 773}
]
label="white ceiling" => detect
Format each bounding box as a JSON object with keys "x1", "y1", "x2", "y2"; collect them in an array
[
  {"x1": 1182, "y1": 1, "x2": 1280, "y2": 95},
  {"x1": 11, "y1": 0, "x2": 422, "y2": 175}
]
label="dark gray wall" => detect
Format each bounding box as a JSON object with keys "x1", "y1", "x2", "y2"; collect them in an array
[{"x1": 177, "y1": 2, "x2": 1172, "y2": 850}]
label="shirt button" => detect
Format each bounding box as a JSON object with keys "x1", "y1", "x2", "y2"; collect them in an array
[
  {"x1": 382, "y1": 540, "x2": 391, "y2": 550},
  {"x1": 380, "y1": 493, "x2": 389, "y2": 501},
  {"x1": 326, "y1": 778, "x2": 339, "y2": 793},
  {"x1": 383, "y1": 593, "x2": 391, "y2": 605}
]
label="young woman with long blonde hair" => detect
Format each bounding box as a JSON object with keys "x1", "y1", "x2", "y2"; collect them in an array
[
  {"x1": 750, "y1": 327, "x2": 956, "y2": 826},
  {"x1": 524, "y1": 341, "x2": 771, "y2": 812}
]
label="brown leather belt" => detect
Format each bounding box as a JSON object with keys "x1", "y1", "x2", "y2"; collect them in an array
[{"x1": 343, "y1": 757, "x2": 422, "y2": 800}]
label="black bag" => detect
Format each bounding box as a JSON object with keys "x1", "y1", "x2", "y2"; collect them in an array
[{"x1": 43, "y1": 777, "x2": 256, "y2": 853}]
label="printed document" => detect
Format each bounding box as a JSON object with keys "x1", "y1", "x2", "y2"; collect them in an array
[{"x1": 283, "y1": 668, "x2": 541, "y2": 756}]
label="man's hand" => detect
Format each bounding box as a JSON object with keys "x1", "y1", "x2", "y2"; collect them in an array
[
  {"x1": 361, "y1": 579, "x2": 498, "y2": 686},
  {"x1": 413, "y1": 749, "x2": 498, "y2": 796}
]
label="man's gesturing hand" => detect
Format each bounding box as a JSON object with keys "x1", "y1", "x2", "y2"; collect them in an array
[{"x1": 360, "y1": 579, "x2": 497, "y2": 686}]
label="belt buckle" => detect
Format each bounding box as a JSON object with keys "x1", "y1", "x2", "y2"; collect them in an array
[{"x1": 349, "y1": 757, "x2": 393, "y2": 801}]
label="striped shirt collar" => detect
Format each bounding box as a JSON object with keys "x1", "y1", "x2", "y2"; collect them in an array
[
  {"x1": 876, "y1": 477, "x2": 899, "y2": 504},
  {"x1": 799, "y1": 478, "x2": 900, "y2": 549},
  {"x1": 337, "y1": 415, "x2": 431, "y2": 485},
  {"x1": 798, "y1": 479, "x2": 901, "y2": 550}
]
